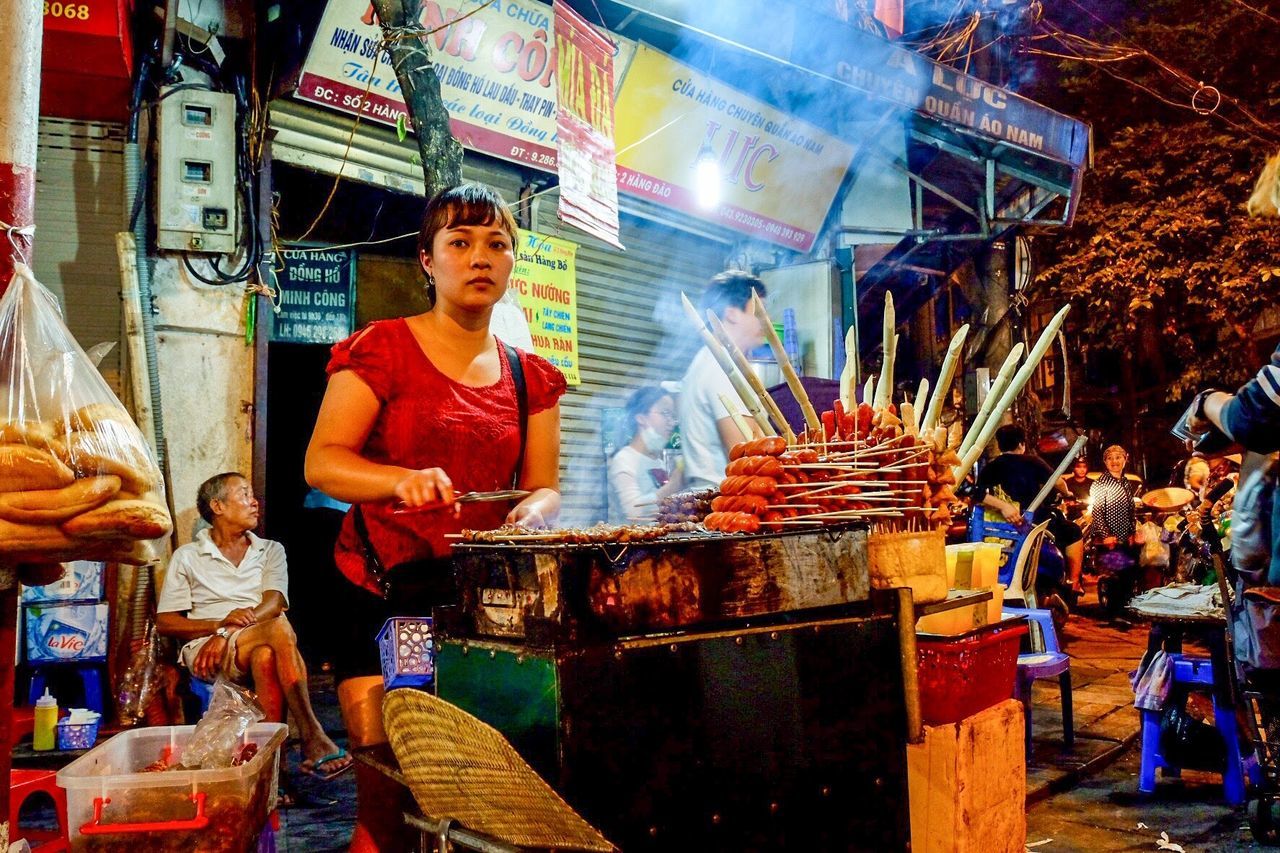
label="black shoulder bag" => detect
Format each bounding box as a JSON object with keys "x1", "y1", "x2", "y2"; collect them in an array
[{"x1": 353, "y1": 343, "x2": 528, "y2": 600}]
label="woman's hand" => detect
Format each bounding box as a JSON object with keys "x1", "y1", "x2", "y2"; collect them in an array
[
  {"x1": 506, "y1": 488, "x2": 560, "y2": 529},
  {"x1": 393, "y1": 468, "x2": 455, "y2": 508}
]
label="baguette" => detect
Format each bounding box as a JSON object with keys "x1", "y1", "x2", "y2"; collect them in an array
[
  {"x1": 0, "y1": 444, "x2": 76, "y2": 492},
  {"x1": 0, "y1": 475, "x2": 121, "y2": 523},
  {"x1": 52, "y1": 422, "x2": 160, "y2": 494},
  {"x1": 61, "y1": 498, "x2": 172, "y2": 540},
  {"x1": 0, "y1": 420, "x2": 58, "y2": 450},
  {"x1": 55, "y1": 402, "x2": 134, "y2": 435},
  {"x1": 0, "y1": 518, "x2": 90, "y2": 553}
]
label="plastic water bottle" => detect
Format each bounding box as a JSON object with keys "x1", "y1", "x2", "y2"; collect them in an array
[{"x1": 33, "y1": 688, "x2": 58, "y2": 751}]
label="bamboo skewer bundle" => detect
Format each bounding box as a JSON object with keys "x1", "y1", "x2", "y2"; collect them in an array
[
  {"x1": 956, "y1": 343, "x2": 1024, "y2": 460},
  {"x1": 718, "y1": 394, "x2": 753, "y2": 444}
]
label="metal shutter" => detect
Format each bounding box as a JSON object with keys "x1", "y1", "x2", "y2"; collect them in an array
[
  {"x1": 534, "y1": 194, "x2": 733, "y2": 525},
  {"x1": 33, "y1": 118, "x2": 125, "y2": 393}
]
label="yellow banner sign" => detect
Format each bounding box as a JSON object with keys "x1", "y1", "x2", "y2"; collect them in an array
[
  {"x1": 511, "y1": 230, "x2": 580, "y2": 384},
  {"x1": 613, "y1": 45, "x2": 855, "y2": 252}
]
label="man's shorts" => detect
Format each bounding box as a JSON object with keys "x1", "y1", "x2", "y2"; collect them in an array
[{"x1": 178, "y1": 629, "x2": 247, "y2": 681}]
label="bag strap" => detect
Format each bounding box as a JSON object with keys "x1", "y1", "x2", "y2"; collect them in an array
[
  {"x1": 505, "y1": 342, "x2": 528, "y2": 489},
  {"x1": 352, "y1": 504, "x2": 391, "y2": 596}
]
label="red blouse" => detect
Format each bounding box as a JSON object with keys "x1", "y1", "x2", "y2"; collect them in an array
[{"x1": 326, "y1": 318, "x2": 566, "y2": 593}]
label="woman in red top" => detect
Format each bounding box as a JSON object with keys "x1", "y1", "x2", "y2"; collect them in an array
[{"x1": 305, "y1": 183, "x2": 565, "y2": 851}]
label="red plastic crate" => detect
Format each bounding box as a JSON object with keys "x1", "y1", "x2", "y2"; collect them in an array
[{"x1": 916, "y1": 619, "x2": 1028, "y2": 725}]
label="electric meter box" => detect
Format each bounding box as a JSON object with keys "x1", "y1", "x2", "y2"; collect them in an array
[{"x1": 155, "y1": 87, "x2": 238, "y2": 253}]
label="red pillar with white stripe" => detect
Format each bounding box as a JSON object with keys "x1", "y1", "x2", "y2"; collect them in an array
[
  {"x1": 0, "y1": 2, "x2": 43, "y2": 288},
  {"x1": 0, "y1": 0, "x2": 44, "y2": 839}
]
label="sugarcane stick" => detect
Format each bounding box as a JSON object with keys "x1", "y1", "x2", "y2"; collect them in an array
[
  {"x1": 957, "y1": 343, "x2": 1025, "y2": 460},
  {"x1": 706, "y1": 310, "x2": 796, "y2": 443},
  {"x1": 839, "y1": 326, "x2": 859, "y2": 410},
  {"x1": 874, "y1": 294, "x2": 896, "y2": 410},
  {"x1": 718, "y1": 393, "x2": 753, "y2": 444},
  {"x1": 920, "y1": 323, "x2": 969, "y2": 434},
  {"x1": 953, "y1": 305, "x2": 1072, "y2": 483},
  {"x1": 864, "y1": 376, "x2": 875, "y2": 406},
  {"x1": 680, "y1": 293, "x2": 777, "y2": 437},
  {"x1": 914, "y1": 377, "x2": 929, "y2": 411},
  {"x1": 751, "y1": 294, "x2": 822, "y2": 437},
  {"x1": 1027, "y1": 435, "x2": 1088, "y2": 516}
]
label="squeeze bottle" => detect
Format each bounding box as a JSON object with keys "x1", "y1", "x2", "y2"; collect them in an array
[{"x1": 33, "y1": 688, "x2": 58, "y2": 751}]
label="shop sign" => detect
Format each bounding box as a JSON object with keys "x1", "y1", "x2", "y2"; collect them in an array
[
  {"x1": 295, "y1": 0, "x2": 633, "y2": 174},
  {"x1": 790, "y1": 30, "x2": 1089, "y2": 167},
  {"x1": 613, "y1": 46, "x2": 855, "y2": 253},
  {"x1": 552, "y1": 0, "x2": 622, "y2": 249},
  {"x1": 273, "y1": 246, "x2": 356, "y2": 345},
  {"x1": 511, "y1": 230, "x2": 579, "y2": 384}
]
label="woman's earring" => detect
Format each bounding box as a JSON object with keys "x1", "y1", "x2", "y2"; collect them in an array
[{"x1": 425, "y1": 273, "x2": 437, "y2": 305}]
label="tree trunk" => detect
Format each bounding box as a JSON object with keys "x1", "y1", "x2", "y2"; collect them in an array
[{"x1": 370, "y1": 0, "x2": 463, "y2": 198}]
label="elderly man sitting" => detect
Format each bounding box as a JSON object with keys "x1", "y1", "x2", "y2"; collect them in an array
[{"x1": 157, "y1": 472, "x2": 352, "y2": 780}]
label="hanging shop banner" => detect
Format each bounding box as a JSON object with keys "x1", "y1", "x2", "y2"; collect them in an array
[
  {"x1": 511, "y1": 230, "x2": 580, "y2": 384},
  {"x1": 295, "y1": 0, "x2": 634, "y2": 175},
  {"x1": 552, "y1": 0, "x2": 622, "y2": 249},
  {"x1": 273, "y1": 246, "x2": 357, "y2": 345},
  {"x1": 613, "y1": 46, "x2": 855, "y2": 253}
]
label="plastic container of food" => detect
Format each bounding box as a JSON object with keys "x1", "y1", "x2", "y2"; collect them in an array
[
  {"x1": 56, "y1": 722, "x2": 286, "y2": 852},
  {"x1": 916, "y1": 618, "x2": 1027, "y2": 725}
]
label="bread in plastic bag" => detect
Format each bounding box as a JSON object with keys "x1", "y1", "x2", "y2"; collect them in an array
[{"x1": 0, "y1": 263, "x2": 171, "y2": 563}]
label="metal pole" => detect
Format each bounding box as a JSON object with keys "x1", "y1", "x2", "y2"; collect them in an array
[
  {"x1": 0, "y1": 2, "x2": 43, "y2": 837},
  {"x1": 0, "y1": 0, "x2": 43, "y2": 289}
]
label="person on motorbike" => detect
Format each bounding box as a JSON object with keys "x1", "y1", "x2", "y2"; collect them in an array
[{"x1": 974, "y1": 424, "x2": 1086, "y2": 596}]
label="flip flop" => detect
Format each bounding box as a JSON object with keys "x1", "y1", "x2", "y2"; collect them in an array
[{"x1": 299, "y1": 748, "x2": 353, "y2": 782}]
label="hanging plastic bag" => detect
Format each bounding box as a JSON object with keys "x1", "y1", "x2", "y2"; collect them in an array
[
  {"x1": 0, "y1": 263, "x2": 171, "y2": 564},
  {"x1": 178, "y1": 677, "x2": 265, "y2": 769}
]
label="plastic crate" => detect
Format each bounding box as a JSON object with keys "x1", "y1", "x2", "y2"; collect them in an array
[
  {"x1": 377, "y1": 617, "x2": 435, "y2": 690},
  {"x1": 56, "y1": 722, "x2": 286, "y2": 852},
  {"x1": 916, "y1": 619, "x2": 1028, "y2": 726}
]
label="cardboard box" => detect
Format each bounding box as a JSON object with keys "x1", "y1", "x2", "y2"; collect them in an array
[
  {"x1": 20, "y1": 561, "x2": 104, "y2": 604},
  {"x1": 908, "y1": 698, "x2": 1026, "y2": 853},
  {"x1": 24, "y1": 602, "x2": 109, "y2": 663}
]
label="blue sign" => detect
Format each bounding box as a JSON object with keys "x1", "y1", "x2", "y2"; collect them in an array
[{"x1": 274, "y1": 246, "x2": 357, "y2": 345}]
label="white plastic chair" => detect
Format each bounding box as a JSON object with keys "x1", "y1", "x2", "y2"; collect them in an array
[{"x1": 1003, "y1": 520, "x2": 1051, "y2": 610}]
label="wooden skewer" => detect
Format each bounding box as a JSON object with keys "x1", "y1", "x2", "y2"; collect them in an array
[
  {"x1": 706, "y1": 310, "x2": 796, "y2": 443},
  {"x1": 718, "y1": 393, "x2": 753, "y2": 444},
  {"x1": 752, "y1": 293, "x2": 822, "y2": 437},
  {"x1": 681, "y1": 292, "x2": 777, "y2": 438}
]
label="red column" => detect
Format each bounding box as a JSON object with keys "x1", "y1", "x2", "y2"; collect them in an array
[
  {"x1": 0, "y1": 2, "x2": 44, "y2": 840},
  {"x1": 0, "y1": 2, "x2": 43, "y2": 288}
]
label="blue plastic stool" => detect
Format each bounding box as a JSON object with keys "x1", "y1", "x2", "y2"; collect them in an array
[
  {"x1": 1139, "y1": 653, "x2": 1245, "y2": 804},
  {"x1": 189, "y1": 676, "x2": 215, "y2": 714},
  {"x1": 27, "y1": 664, "x2": 104, "y2": 714}
]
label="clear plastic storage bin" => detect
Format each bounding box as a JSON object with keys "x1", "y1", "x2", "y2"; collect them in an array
[{"x1": 56, "y1": 722, "x2": 286, "y2": 852}]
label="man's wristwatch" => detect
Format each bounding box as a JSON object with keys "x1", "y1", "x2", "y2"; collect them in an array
[
  {"x1": 214, "y1": 626, "x2": 231, "y2": 640},
  {"x1": 1193, "y1": 389, "x2": 1220, "y2": 422}
]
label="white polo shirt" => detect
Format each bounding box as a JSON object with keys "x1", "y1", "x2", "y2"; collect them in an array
[
  {"x1": 679, "y1": 345, "x2": 743, "y2": 490},
  {"x1": 157, "y1": 528, "x2": 289, "y2": 622}
]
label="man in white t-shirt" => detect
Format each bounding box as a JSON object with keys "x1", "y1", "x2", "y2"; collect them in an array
[
  {"x1": 157, "y1": 472, "x2": 352, "y2": 780},
  {"x1": 679, "y1": 271, "x2": 768, "y2": 489}
]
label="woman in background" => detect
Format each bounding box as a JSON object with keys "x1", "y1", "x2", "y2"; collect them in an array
[{"x1": 608, "y1": 385, "x2": 683, "y2": 522}]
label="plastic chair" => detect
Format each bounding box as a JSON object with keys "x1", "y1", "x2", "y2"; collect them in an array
[
  {"x1": 27, "y1": 664, "x2": 104, "y2": 714},
  {"x1": 1138, "y1": 653, "x2": 1246, "y2": 805},
  {"x1": 10, "y1": 768, "x2": 69, "y2": 851},
  {"x1": 1004, "y1": 607, "x2": 1073, "y2": 755},
  {"x1": 1004, "y1": 521, "x2": 1051, "y2": 609}
]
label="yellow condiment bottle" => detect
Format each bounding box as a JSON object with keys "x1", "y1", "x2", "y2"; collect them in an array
[{"x1": 33, "y1": 687, "x2": 58, "y2": 751}]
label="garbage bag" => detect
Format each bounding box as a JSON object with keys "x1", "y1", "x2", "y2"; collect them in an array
[{"x1": 0, "y1": 263, "x2": 171, "y2": 564}]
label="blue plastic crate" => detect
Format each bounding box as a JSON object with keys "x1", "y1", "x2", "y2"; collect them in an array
[{"x1": 377, "y1": 617, "x2": 434, "y2": 690}]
